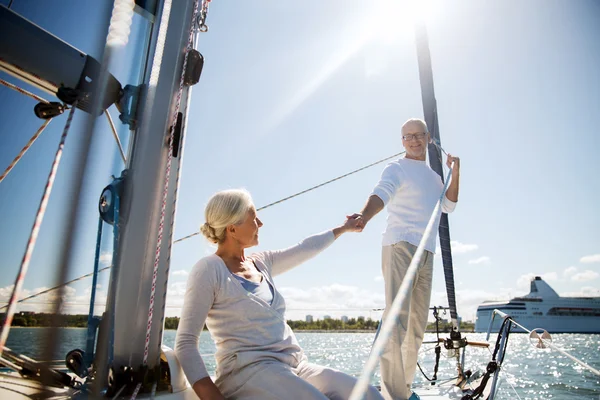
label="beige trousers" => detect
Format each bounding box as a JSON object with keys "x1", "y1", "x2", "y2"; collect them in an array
[
  {"x1": 221, "y1": 358, "x2": 384, "y2": 400},
  {"x1": 379, "y1": 241, "x2": 433, "y2": 400}
]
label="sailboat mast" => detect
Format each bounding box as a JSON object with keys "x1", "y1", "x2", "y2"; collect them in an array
[
  {"x1": 107, "y1": 0, "x2": 198, "y2": 373},
  {"x1": 414, "y1": 22, "x2": 460, "y2": 330}
]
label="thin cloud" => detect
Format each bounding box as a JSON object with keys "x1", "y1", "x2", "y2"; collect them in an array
[
  {"x1": 571, "y1": 270, "x2": 599, "y2": 282},
  {"x1": 468, "y1": 256, "x2": 490, "y2": 265},
  {"x1": 171, "y1": 270, "x2": 189, "y2": 277},
  {"x1": 580, "y1": 254, "x2": 600, "y2": 264},
  {"x1": 278, "y1": 284, "x2": 385, "y2": 320},
  {"x1": 436, "y1": 241, "x2": 479, "y2": 255},
  {"x1": 563, "y1": 266, "x2": 577, "y2": 277},
  {"x1": 429, "y1": 288, "x2": 512, "y2": 322},
  {"x1": 0, "y1": 284, "x2": 97, "y2": 314},
  {"x1": 99, "y1": 251, "x2": 112, "y2": 265},
  {"x1": 517, "y1": 272, "x2": 557, "y2": 290},
  {"x1": 452, "y1": 241, "x2": 479, "y2": 254},
  {"x1": 563, "y1": 286, "x2": 600, "y2": 297}
]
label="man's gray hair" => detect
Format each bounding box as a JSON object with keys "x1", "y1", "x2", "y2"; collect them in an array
[{"x1": 401, "y1": 118, "x2": 428, "y2": 133}]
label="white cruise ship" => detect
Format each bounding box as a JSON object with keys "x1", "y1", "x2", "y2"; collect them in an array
[{"x1": 475, "y1": 276, "x2": 600, "y2": 333}]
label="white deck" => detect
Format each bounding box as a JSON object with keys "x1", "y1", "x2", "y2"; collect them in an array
[
  {"x1": 0, "y1": 378, "x2": 469, "y2": 400},
  {"x1": 414, "y1": 384, "x2": 470, "y2": 399}
]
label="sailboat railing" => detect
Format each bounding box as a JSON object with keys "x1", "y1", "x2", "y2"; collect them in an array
[
  {"x1": 349, "y1": 165, "x2": 455, "y2": 400},
  {"x1": 488, "y1": 309, "x2": 600, "y2": 377}
]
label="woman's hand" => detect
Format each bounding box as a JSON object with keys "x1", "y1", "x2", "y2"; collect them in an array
[
  {"x1": 333, "y1": 215, "x2": 364, "y2": 239},
  {"x1": 192, "y1": 377, "x2": 226, "y2": 400}
]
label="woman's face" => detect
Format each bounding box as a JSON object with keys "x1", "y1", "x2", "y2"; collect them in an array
[{"x1": 232, "y1": 207, "x2": 263, "y2": 248}]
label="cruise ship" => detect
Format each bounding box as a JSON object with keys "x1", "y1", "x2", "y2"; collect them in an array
[{"x1": 475, "y1": 276, "x2": 600, "y2": 333}]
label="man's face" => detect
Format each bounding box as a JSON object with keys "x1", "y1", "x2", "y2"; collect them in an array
[{"x1": 401, "y1": 121, "x2": 429, "y2": 159}]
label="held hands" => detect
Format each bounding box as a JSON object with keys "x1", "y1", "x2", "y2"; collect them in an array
[
  {"x1": 344, "y1": 213, "x2": 365, "y2": 232},
  {"x1": 333, "y1": 215, "x2": 364, "y2": 238}
]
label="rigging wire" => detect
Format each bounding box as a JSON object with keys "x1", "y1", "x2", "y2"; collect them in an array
[
  {"x1": 0, "y1": 119, "x2": 52, "y2": 184},
  {"x1": 0, "y1": 78, "x2": 50, "y2": 104},
  {"x1": 0, "y1": 267, "x2": 111, "y2": 311},
  {"x1": 104, "y1": 110, "x2": 127, "y2": 164},
  {"x1": 485, "y1": 346, "x2": 523, "y2": 400},
  {"x1": 0, "y1": 103, "x2": 78, "y2": 359},
  {"x1": 173, "y1": 150, "x2": 407, "y2": 244},
  {"x1": 505, "y1": 317, "x2": 600, "y2": 377}
]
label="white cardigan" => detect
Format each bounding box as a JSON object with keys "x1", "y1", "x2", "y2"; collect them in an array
[{"x1": 174, "y1": 230, "x2": 335, "y2": 387}]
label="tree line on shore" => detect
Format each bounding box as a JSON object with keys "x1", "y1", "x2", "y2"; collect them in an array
[{"x1": 3, "y1": 312, "x2": 474, "y2": 332}]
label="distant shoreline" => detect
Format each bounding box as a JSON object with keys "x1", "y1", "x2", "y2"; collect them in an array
[{"x1": 7, "y1": 327, "x2": 475, "y2": 333}]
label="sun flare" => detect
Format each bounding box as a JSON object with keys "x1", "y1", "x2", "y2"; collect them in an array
[{"x1": 370, "y1": 0, "x2": 442, "y2": 43}]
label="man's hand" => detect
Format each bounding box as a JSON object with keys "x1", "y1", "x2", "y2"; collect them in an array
[
  {"x1": 446, "y1": 154, "x2": 460, "y2": 176},
  {"x1": 346, "y1": 213, "x2": 365, "y2": 232},
  {"x1": 333, "y1": 215, "x2": 364, "y2": 238},
  {"x1": 445, "y1": 154, "x2": 460, "y2": 202}
]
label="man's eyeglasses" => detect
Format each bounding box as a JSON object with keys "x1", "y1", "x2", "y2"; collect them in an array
[{"x1": 402, "y1": 132, "x2": 428, "y2": 141}]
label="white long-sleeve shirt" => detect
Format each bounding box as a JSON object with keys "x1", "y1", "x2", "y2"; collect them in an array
[
  {"x1": 371, "y1": 157, "x2": 456, "y2": 252},
  {"x1": 174, "y1": 230, "x2": 335, "y2": 388}
]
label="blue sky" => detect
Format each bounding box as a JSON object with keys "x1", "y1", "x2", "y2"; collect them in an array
[{"x1": 0, "y1": 0, "x2": 599, "y2": 322}]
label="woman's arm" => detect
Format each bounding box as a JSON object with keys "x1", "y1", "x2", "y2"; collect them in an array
[
  {"x1": 266, "y1": 217, "x2": 362, "y2": 277},
  {"x1": 175, "y1": 261, "x2": 225, "y2": 399}
]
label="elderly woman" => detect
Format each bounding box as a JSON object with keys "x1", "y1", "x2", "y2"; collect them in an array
[{"x1": 175, "y1": 189, "x2": 383, "y2": 400}]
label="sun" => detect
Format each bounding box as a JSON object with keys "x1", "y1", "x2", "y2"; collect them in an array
[{"x1": 369, "y1": 0, "x2": 442, "y2": 44}]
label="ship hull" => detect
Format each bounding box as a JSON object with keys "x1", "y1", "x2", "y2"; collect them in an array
[{"x1": 475, "y1": 308, "x2": 600, "y2": 333}]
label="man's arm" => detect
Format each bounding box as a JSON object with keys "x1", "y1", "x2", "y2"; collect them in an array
[
  {"x1": 359, "y1": 195, "x2": 385, "y2": 224},
  {"x1": 348, "y1": 162, "x2": 400, "y2": 230},
  {"x1": 347, "y1": 194, "x2": 384, "y2": 230}
]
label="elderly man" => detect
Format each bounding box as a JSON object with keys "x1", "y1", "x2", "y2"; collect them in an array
[{"x1": 350, "y1": 118, "x2": 460, "y2": 400}]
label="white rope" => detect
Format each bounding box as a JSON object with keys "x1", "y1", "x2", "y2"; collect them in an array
[{"x1": 349, "y1": 163, "x2": 455, "y2": 400}]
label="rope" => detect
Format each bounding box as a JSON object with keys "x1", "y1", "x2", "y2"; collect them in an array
[
  {"x1": 0, "y1": 119, "x2": 52, "y2": 184},
  {"x1": 0, "y1": 266, "x2": 110, "y2": 311},
  {"x1": 173, "y1": 150, "x2": 406, "y2": 244},
  {"x1": 349, "y1": 162, "x2": 454, "y2": 400},
  {"x1": 0, "y1": 103, "x2": 77, "y2": 358},
  {"x1": 104, "y1": 110, "x2": 127, "y2": 164},
  {"x1": 0, "y1": 78, "x2": 50, "y2": 104}
]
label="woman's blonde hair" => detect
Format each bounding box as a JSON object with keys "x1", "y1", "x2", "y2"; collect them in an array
[{"x1": 200, "y1": 189, "x2": 254, "y2": 244}]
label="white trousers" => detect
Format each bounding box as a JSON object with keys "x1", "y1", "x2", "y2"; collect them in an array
[
  {"x1": 221, "y1": 358, "x2": 384, "y2": 400},
  {"x1": 379, "y1": 242, "x2": 433, "y2": 400}
]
